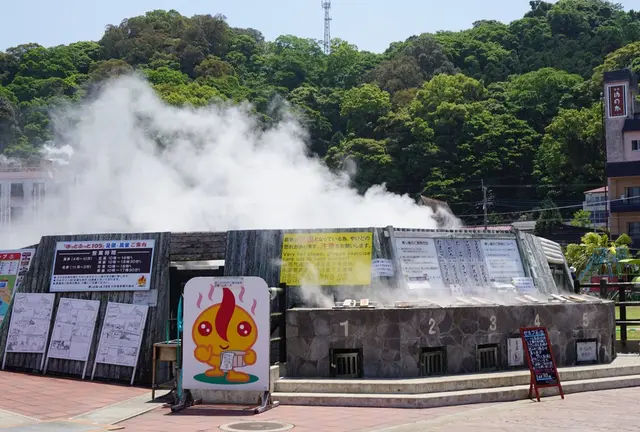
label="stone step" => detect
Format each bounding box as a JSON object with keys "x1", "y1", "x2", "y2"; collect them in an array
[
  {"x1": 274, "y1": 356, "x2": 640, "y2": 395},
  {"x1": 272, "y1": 374, "x2": 640, "y2": 409}
]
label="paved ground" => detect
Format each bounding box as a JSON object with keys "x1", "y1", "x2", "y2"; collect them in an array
[{"x1": 1, "y1": 371, "x2": 640, "y2": 431}]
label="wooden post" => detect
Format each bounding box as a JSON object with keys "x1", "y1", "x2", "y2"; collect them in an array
[
  {"x1": 619, "y1": 284, "x2": 627, "y2": 348},
  {"x1": 600, "y1": 278, "x2": 608, "y2": 299}
]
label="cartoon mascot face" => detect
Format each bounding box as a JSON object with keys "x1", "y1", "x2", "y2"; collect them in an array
[{"x1": 192, "y1": 287, "x2": 258, "y2": 382}]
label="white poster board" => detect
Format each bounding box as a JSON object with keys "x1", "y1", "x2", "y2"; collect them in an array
[
  {"x1": 507, "y1": 337, "x2": 525, "y2": 367},
  {"x1": 394, "y1": 238, "x2": 443, "y2": 290},
  {"x1": 2, "y1": 293, "x2": 55, "y2": 371},
  {"x1": 183, "y1": 277, "x2": 270, "y2": 392},
  {"x1": 480, "y1": 240, "x2": 526, "y2": 284},
  {"x1": 44, "y1": 298, "x2": 100, "y2": 379},
  {"x1": 50, "y1": 240, "x2": 155, "y2": 292},
  {"x1": 91, "y1": 302, "x2": 148, "y2": 385}
]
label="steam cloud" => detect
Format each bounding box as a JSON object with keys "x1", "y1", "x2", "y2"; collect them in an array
[{"x1": 2, "y1": 75, "x2": 459, "y2": 248}]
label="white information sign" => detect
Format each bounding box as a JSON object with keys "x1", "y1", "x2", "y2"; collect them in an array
[
  {"x1": 133, "y1": 289, "x2": 158, "y2": 307},
  {"x1": 507, "y1": 337, "x2": 525, "y2": 367},
  {"x1": 183, "y1": 277, "x2": 270, "y2": 392},
  {"x1": 44, "y1": 298, "x2": 100, "y2": 379},
  {"x1": 512, "y1": 277, "x2": 536, "y2": 295},
  {"x1": 91, "y1": 302, "x2": 148, "y2": 385},
  {"x1": 577, "y1": 340, "x2": 598, "y2": 363},
  {"x1": 480, "y1": 239, "x2": 525, "y2": 284},
  {"x1": 50, "y1": 240, "x2": 155, "y2": 292},
  {"x1": 2, "y1": 293, "x2": 55, "y2": 371},
  {"x1": 371, "y1": 259, "x2": 395, "y2": 278},
  {"x1": 435, "y1": 239, "x2": 490, "y2": 292},
  {"x1": 394, "y1": 238, "x2": 443, "y2": 290}
]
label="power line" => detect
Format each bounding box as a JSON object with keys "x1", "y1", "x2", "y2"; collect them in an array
[{"x1": 456, "y1": 194, "x2": 639, "y2": 218}]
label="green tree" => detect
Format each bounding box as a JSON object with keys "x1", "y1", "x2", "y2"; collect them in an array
[
  {"x1": 534, "y1": 197, "x2": 563, "y2": 237},
  {"x1": 571, "y1": 209, "x2": 593, "y2": 228}
]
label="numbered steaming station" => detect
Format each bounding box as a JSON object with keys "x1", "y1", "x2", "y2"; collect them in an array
[{"x1": 283, "y1": 227, "x2": 615, "y2": 390}]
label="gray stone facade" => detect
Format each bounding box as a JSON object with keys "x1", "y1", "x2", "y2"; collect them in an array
[{"x1": 286, "y1": 302, "x2": 615, "y2": 378}]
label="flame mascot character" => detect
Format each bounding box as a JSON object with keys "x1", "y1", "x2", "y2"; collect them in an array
[{"x1": 192, "y1": 287, "x2": 258, "y2": 382}]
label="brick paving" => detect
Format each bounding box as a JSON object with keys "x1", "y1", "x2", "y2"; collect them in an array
[
  {"x1": 1, "y1": 370, "x2": 640, "y2": 431},
  {"x1": 0, "y1": 371, "x2": 148, "y2": 421}
]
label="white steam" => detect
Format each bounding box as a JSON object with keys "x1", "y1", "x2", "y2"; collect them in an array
[{"x1": 3, "y1": 75, "x2": 459, "y2": 248}]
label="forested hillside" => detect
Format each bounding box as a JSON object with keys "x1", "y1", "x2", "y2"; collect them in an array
[{"x1": 1, "y1": 0, "x2": 639, "y2": 225}]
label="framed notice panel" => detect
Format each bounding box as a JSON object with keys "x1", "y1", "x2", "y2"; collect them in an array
[
  {"x1": 91, "y1": 302, "x2": 148, "y2": 385},
  {"x1": 280, "y1": 232, "x2": 373, "y2": 286},
  {"x1": 44, "y1": 298, "x2": 101, "y2": 379},
  {"x1": 2, "y1": 293, "x2": 55, "y2": 371},
  {"x1": 50, "y1": 240, "x2": 155, "y2": 292}
]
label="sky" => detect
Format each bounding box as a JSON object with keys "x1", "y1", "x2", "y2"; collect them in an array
[{"x1": 1, "y1": 0, "x2": 636, "y2": 54}]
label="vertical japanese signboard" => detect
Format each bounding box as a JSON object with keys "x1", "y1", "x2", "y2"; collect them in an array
[
  {"x1": 607, "y1": 84, "x2": 627, "y2": 118},
  {"x1": 280, "y1": 232, "x2": 373, "y2": 286},
  {"x1": 50, "y1": 240, "x2": 155, "y2": 292},
  {"x1": 520, "y1": 327, "x2": 565, "y2": 402},
  {"x1": 0, "y1": 249, "x2": 36, "y2": 324}
]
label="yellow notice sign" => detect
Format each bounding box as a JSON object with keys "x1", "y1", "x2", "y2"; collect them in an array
[{"x1": 280, "y1": 232, "x2": 373, "y2": 286}]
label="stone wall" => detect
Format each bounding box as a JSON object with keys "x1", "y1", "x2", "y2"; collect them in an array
[{"x1": 285, "y1": 302, "x2": 615, "y2": 378}]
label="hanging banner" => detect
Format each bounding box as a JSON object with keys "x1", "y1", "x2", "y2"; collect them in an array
[
  {"x1": 0, "y1": 249, "x2": 36, "y2": 324},
  {"x1": 182, "y1": 277, "x2": 270, "y2": 391},
  {"x1": 280, "y1": 232, "x2": 373, "y2": 286},
  {"x1": 50, "y1": 240, "x2": 155, "y2": 292}
]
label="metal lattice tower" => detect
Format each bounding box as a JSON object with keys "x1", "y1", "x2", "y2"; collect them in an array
[{"x1": 321, "y1": 0, "x2": 332, "y2": 54}]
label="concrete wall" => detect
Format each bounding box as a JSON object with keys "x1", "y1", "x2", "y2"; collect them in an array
[
  {"x1": 623, "y1": 131, "x2": 640, "y2": 161},
  {"x1": 285, "y1": 302, "x2": 615, "y2": 379}
]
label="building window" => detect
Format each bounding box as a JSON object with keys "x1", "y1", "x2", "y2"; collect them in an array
[
  {"x1": 633, "y1": 140, "x2": 640, "y2": 151},
  {"x1": 590, "y1": 210, "x2": 608, "y2": 224},
  {"x1": 10, "y1": 183, "x2": 24, "y2": 198},
  {"x1": 629, "y1": 222, "x2": 640, "y2": 243},
  {"x1": 31, "y1": 183, "x2": 45, "y2": 198},
  {"x1": 10, "y1": 207, "x2": 23, "y2": 221},
  {"x1": 625, "y1": 187, "x2": 640, "y2": 205}
]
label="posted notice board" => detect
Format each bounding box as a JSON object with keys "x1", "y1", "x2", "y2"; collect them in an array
[
  {"x1": 2, "y1": 293, "x2": 55, "y2": 370},
  {"x1": 280, "y1": 232, "x2": 373, "y2": 286},
  {"x1": 50, "y1": 240, "x2": 155, "y2": 292},
  {"x1": 92, "y1": 302, "x2": 148, "y2": 385},
  {"x1": 44, "y1": 298, "x2": 100, "y2": 378}
]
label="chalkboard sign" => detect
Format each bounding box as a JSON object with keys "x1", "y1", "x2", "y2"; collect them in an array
[{"x1": 520, "y1": 327, "x2": 565, "y2": 401}]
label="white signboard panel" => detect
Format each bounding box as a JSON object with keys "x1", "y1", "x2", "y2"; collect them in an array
[
  {"x1": 91, "y1": 302, "x2": 148, "y2": 385},
  {"x1": 2, "y1": 293, "x2": 55, "y2": 370},
  {"x1": 577, "y1": 340, "x2": 598, "y2": 363},
  {"x1": 436, "y1": 239, "x2": 490, "y2": 292},
  {"x1": 183, "y1": 277, "x2": 270, "y2": 392},
  {"x1": 44, "y1": 298, "x2": 100, "y2": 379},
  {"x1": 508, "y1": 337, "x2": 525, "y2": 367},
  {"x1": 371, "y1": 259, "x2": 395, "y2": 278},
  {"x1": 50, "y1": 240, "x2": 155, "y2": 292},
  {"x1": 394, "y1": 238, "x2": 443, "y2": 290},
  {"x1": 480, "y1": 240, "x2": 525, "y2": 284}
]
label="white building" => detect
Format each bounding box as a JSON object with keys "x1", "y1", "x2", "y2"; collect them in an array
[
  {"x1": 0, "y1": 162, "x2": 54, "y2": 229},
  {"x1": 583, "y1": 186, "x2": 609, "y2": 228}
]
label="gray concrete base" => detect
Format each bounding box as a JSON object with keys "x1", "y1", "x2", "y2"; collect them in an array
[{"x1": 272, "y1": 355, "x2": 640, "y2": 408}]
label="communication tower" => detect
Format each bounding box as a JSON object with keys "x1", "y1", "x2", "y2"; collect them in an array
[{"x1": 321, "y1": 0, "x2": 332, "y2": 54}]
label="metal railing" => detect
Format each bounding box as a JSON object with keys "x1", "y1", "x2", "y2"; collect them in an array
[{"x1": 582, "y1": 280, "x2": 639, "y2": 346}]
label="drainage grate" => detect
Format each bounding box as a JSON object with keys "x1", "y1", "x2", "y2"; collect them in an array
[
  {"x1": 330, "y1": 348, "x2": 362, "y2": 378},
  {"x1": 420, "y1": 347, "x2": 446, "y2": 376},
  {"x1": 219, "y1": 422, "x2": 294, "y2": 432},
  {"x1": 476, "y1": 344, "x2": 499, "y2": 372}
]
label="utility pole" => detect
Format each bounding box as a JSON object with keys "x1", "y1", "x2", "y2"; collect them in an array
[
  {"x1": 482, "y1": 180, "x2": 488, "y2": 231},
  {"x1": 321, "y1": 0, "x2": 332, "y2": 54}
]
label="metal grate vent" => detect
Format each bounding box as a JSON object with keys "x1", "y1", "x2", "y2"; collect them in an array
[
  {"x1": 476, "y1": 344, "x2": 499, "y2": 372},
  {"x1": 331, "y1": 349, "x2": 361, "y2": 378},
  {"x1": 420, "y1": 347, "x2": 446, "y2": 376}
]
